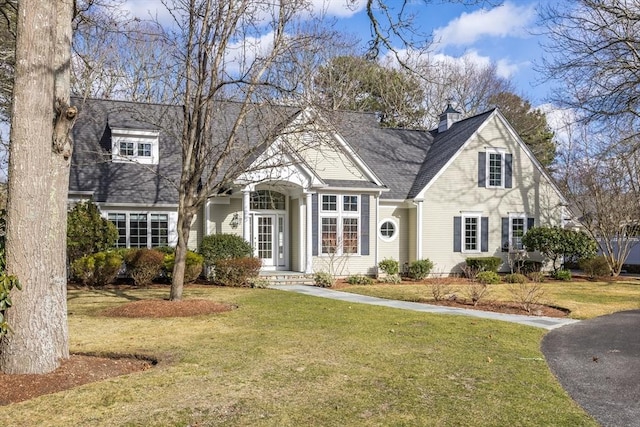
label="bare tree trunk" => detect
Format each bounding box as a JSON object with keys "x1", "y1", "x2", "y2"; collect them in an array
[
  {"x1": 0, "y1": 0, "x2": 73, "y2": 374},
  {"x1": 170, "y1": 202, "x2": 196, "y2": 301}
]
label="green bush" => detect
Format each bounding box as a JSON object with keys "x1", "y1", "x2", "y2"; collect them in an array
[
  {"x1": 313, "y1": 272, "x2": 334, "y2": 288},
  {"x1": 521, "y1": 260, "x2": 543, "y2": 274},
  {"x1": 503, "y1": 273, "x2": 528, "y2": 284},
  {"x1": 579, "y1": 256, "x2": 611, "y2": 278},
  {"x1": 212, "y1": 257, "x2": 261, "y2": 287},
  {"x1": 71, "y1": 251, "x2": 123, "y2": 286},
  {"x1": 0, "y1": 247, "x2": 21, "y2": 338},
  {"x1": 465, "y1": 257, "x2": 501, "y2": 273},
  {"x1": 124, "y1": 249, "x2": 165, "y2": 286},
  {"x1": 379, "y1": 273, "x2": 402, "y2": 284},
  {"x1": 163, "y1": 251, "x2": 204, "y2": 283},
  {"x1": 346, "y1": 274, "x2": 374, "y2": 285},
  {"x1": 199, "y1": 234, "x2": 252, "y2": 266},
  {"x1": 247, "y1": 277, "x2": 271, "y2": 289},
  {"x1": 553, "y1": 269, "x2": 572, "y2": 281},
  {"x1": 527, "y1": 271, "x2": 546, "y2": 283},
  {"x1": 378, "y1": 258, "x2": 399, "y2": 276},
  {"x1": 522, "y1": 226, "x2": 597, "y2": 273},
  {"x1": 67, "y1": 200, "x2": 119, "y2": 262},
  {"x1": 408, "y1": 259, "x2": 434, "y2": 280},
  {"x1": 476, "y1": 271, "x2": 500, "y2": 284}
]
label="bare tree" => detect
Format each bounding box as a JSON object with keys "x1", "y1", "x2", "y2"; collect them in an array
[
  {"x1": 0, "y1": 0, "x2": 76, "y2": 374},
  {"x1": 539, "y1": 0, "x2": 640, "y2": 139},
  {"x1": 557, "y1": 119, "x2": 640, "y2": 276}
]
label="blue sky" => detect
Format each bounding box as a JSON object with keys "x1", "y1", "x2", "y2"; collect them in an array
[{"x1": 125, "y1": 0, "x2": 555, "y2": 107}]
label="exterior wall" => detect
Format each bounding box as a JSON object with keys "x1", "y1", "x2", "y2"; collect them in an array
[
  {"x1": 294, "y1": 132, "x2": 368, "y2": 182},
  {"x1": 421, "y1": 115, "x2": 565, "y2": 274},
  {"x1": 208, "y1": 198, "x2": 243, "y2": 237},
  {"x1": 378, "y1": 204, "x2": 409, "y2": 267},
  {"x1": 408, "y1": 208, "x2": 416, "y2": 264},
  {"x1": 188, "y1": 213, "x2": 201, "y2": 250},
  {"x1": 312, "y1": 191, "x2": 377, "y2": 276}
]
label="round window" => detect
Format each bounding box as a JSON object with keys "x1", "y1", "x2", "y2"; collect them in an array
[{"x1": 379, "y1": 220, "x2": 397, "y2": 241}]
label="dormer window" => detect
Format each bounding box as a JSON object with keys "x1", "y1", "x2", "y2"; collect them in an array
[{"x1": 111, "y1": 128, "x2": 159, "y2": 165}]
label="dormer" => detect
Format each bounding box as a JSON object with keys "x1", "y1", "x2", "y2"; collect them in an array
[
  {"x1": 437, "y1": 103, "x2": 462, "y2": 133},
  {"x1": 111, "y1": 127, "x2": 160, "y2": 165}
]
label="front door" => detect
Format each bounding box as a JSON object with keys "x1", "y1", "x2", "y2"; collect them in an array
[{"x1": 253, "y1": 214, "x2": 287, "y2": 269}]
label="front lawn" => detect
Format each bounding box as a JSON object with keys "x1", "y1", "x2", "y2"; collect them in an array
[
  {"x1": 340, "y1": 278, "x2": 640, "y2": 319},
  {"x1": 0, "y1": 286, "x2": 595, "y2": 426}
]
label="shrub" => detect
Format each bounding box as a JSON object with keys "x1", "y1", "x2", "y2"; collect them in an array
[
  {"x1": 313, "y1": 271, "x2": 334, "y2": 288},
  {"x1": 463, "y1": 283, "x2": 489, "y2": 306},
  {"x1": 0, "y1": 247, "x2": 21, "y2": 338},
  {"x1": 71, "y1": 251, "x2": 123, "y2": 286},
  {"x1": 408, "y1": 259, "x2": 434, "y2": 280},
  {"x1": 430, "y1": 278, "x2": 456, "y2": 302},
  {"x1": 163, "y1": 251, "x2": 204, "y2": 283},
  {"x1": 579, "y1": 256, "x2": 611, "y2": 278},
  {"x1": 476, "y1": 271, "x2": 500, "y2": 285},
  {"x1": 553, "y1": 269, "x2": 572, "y2": 281},
  {"x1": 67, "y1": 200, "x2": 119, "y2": 262},
  {"x1": 527, "y1": 271, "x2": 546, "y2": 283},
  {"x1": 503, "y1": 273, "x2": 528, "y2": 284},
  {"x1": 212, "y1": 257, "x2": 261, "y2": 287},
  {"x1": 379, "y1": 273, "x2": 402, "y2": 284},
  {"x1": 346, "y1": 274, "x2": 374, "y2": 285},
  {"x1": 465, "y1": 257, "x2": 501, "y2": 273},
  {"x1": 522, "y1": 226, "x2": 597, "y2": 273},
  {"x1": 522, "y1": 260, "x2": 543, "y2": 274},
  {"x1": 508, "y1": 281, "x2": 545, "y2": 313},
  {"x1": 378, "y1": 258, "x2": 399, "y2": 276},
  {"x1": 124, "y1": 249, "x2": 165, "y2": 286},
  {"x1": 199, "y1": 234, "x2": 252, "y2": 266},
  {"x1": 247, "y1": 277, "x2": 271, "y2": 289}
]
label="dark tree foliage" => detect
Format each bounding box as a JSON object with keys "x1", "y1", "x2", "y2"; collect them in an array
[
  {"x1": 67, "y1": 200, "x2": 119, "y2": 262},
  {"x1": 489, "y1": 91, "x2": 556, "y2": 167}
]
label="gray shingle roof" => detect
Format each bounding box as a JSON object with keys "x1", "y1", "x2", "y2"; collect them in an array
[{"x1": 70, "y1": 98, "x2": 493, "y2": 204}]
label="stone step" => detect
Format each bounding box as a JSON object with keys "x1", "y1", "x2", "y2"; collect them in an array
[{"x1": 261, "y1": 274, "x2": 315, "y2": 286}]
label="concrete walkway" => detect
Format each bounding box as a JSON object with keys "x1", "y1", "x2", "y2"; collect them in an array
[{"x1": 271, "y1": 284, "x2": 579, "y2": 330}]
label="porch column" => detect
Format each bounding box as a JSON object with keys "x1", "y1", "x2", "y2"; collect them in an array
[
  {"x1": 305, "y1": 192, "x2": 313, "y2": 274},
  {"x1": 242, "y1": 189, "x2": 251, "y2": 242},
  {"x1": 415, "y1": 199, "x2": 423, "y2": 260}
]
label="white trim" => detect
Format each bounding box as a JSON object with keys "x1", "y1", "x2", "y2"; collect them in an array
[
  {"x1": 485, "y1": 148, "x2": 506, "y2": 189},
  {"x1": 414, "y1": 200, "x2": 423, "y2": 259},
  {"x1": 461, "y1": 213, "x2": 482, "y2": 254},
  {"x1": 111, "y1": 128, "x2": 160, "y2": 165},
  {"x1": 508, "y1": 212, "x2": 528, "y2": 252},
  {"x1": 378, "y1": 218, "x2": 399, "y2": 242},
  {"x1": 305, "y1": 192, "x2": 313, "y2": 273}
]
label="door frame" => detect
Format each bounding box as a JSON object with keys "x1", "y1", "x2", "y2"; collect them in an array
[{"x1": 251, "y1": 212, "x2": 288, "y2": 271}]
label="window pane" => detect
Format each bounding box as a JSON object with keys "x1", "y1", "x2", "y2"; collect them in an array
[
  {"x1": 511, "y1": 217, "x2": 525, "y2": 250},
  {"x1": 343, "y1": 218, "x2": 358, "y2": 254},
  {"x1": 322, "y1": 195, "x2": 337, "y2": 211},
  {"x1": 138, "y1": 143, "x2": 152, "y2": 157},
  {"x1": 150, "y1": 214, "x2": 168, "y2": 247},
  {"x1": 489, "y1": 153, "x2": 502, "y2": 187},
  {"x1": 321, "y1": 217, "x2": 337, "y2": 253},
  {"x1": 343, "y1": 195, "x2": 358, "y2": 212},
  {"x1": 120, "y1": 141, "x2": 134, "y2": 156},
  {"x1": 380, "y1": 221, "x2": 395, "y2": 238},
  {"x1": 250, "y1": 190, "x2": 285, "y2": 210},
  {"x1": 108, "y1": 213, "x2": 127, "y2": 248},
  {"x1": 129, "y1": 213, "x2": 148, "y2": 248},
  {"x1": 464, "y1": 217, "x2": 478, "y2": 251}
]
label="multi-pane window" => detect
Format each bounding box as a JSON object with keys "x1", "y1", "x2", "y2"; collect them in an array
[
  {"x1": 321, "y1": 217, "x2": 337, "y2": 253},
  {"x1": 250, "y1": 190, "x2": 286, "y2": 210},
  {"x1": 319, "y1": 195, "x2": 359, "y2": 255},
  {"x1": 107, "y1": 212, "x2": 170, "y2": 248},
  {"x1": 511, "y1": 217, "x2": 525, "y2": 250},
  {"x1": 488, "y1": 152, "x2": 503, "y2": 187},
  {"x1": 119, "y1": 141, "x2": 134, "y2": 156},
  {"x1": 108, "y1": 213, "x2": 127, "y2": 248},
  {"x1": 322, "y1": 195, "x2": 337, "y2": 211},
  {"x1": 464, "y1": 216, "x2": 479, "y2": 252},
  {"x1": 379, "y1": 220, "x2": 396, "y2": 240},
  {"x1": 150, "y1": 214, "x2": 169, "y2": 247},
  {"x1": 137, "y1": 143, "x2": 152, "y2": 157}
]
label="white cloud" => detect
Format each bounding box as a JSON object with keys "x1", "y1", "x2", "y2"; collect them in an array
[
  {"x1": 309, "y1": 0, "x2": 365, "y2": 18},
  {"x1": 538, "y1": 103, "x2": 580, "y2": 148},
  {"x1": 433, "y1": 2, "x2": 536, "y2": 48}
]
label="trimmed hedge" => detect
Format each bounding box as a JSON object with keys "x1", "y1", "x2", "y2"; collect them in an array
[
  {"x1": 476, "y1": 271, "x2": 500, "y2": 284},
  {"x1": 408, "y1": 259, "x2": 434, "y2": 280},
  {"x1": 465, "y1": 256, "x2": 501, "y2": 273},
  {"x1": 71, "y1": 251, "x2": 123, "y2": 286},
  {"x1": 124, "y1": 248, "x2": 165, "y2": 286},
  {"x1": 213, "y1": 257, "x2": 261, "y2": 287},
  {"x1": 163, "y1": 251, "x2": 204, "y2": 283},
  {"x1": 199, "y1": 234, "x2": 252, "y2": 266}
]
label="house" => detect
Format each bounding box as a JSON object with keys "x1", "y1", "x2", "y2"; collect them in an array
[{"x1": 69, "y1": 98, "x2": 568, "y2": 275}]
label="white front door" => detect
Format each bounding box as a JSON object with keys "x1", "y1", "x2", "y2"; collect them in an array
[{"x1": 253, "y1": 214, "x2": 287, "y2": 269}]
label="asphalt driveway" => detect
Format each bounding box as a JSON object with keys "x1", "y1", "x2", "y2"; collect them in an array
[{"x1": 542, "y1": 310, "x2": 640, "y2": 427}]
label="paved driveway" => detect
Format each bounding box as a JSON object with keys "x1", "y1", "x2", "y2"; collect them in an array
[{"x1": 542, "y1": 310, "x2": 640, "y2": 427}]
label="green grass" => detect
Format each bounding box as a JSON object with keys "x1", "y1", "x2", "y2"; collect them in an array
[
  {"x1": 0, "y1": 286, "x2": 597, "y2": 426},
  {"x1": 342, "y1": 279, "x2": 640, "y2": 319}
]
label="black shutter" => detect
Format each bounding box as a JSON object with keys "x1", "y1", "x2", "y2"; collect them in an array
[
  {"x1": 501, "y1": 217, "x2": 509, "y2": 252},
  {"x1": 527, "y1": 217, "x2": 535, "y2": 230},
  {"x1": 360, "y1": 194, "x2": 370, "y2": 255},
  {"x1": 481, "y1": 217, "x2": 489, "y2": 252},
  {"x1": 505, "y1": 154, "x2": 513, "y2": 188},
  {"x1": 312, "y1": 194, "x2": 318, "y2": 256},
  {"x1": 478, "y1": 152, "x2": 486, "y2": 187},
  {"x1": 453, "y1": 216, "x2": 461, "y2": 252}
]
